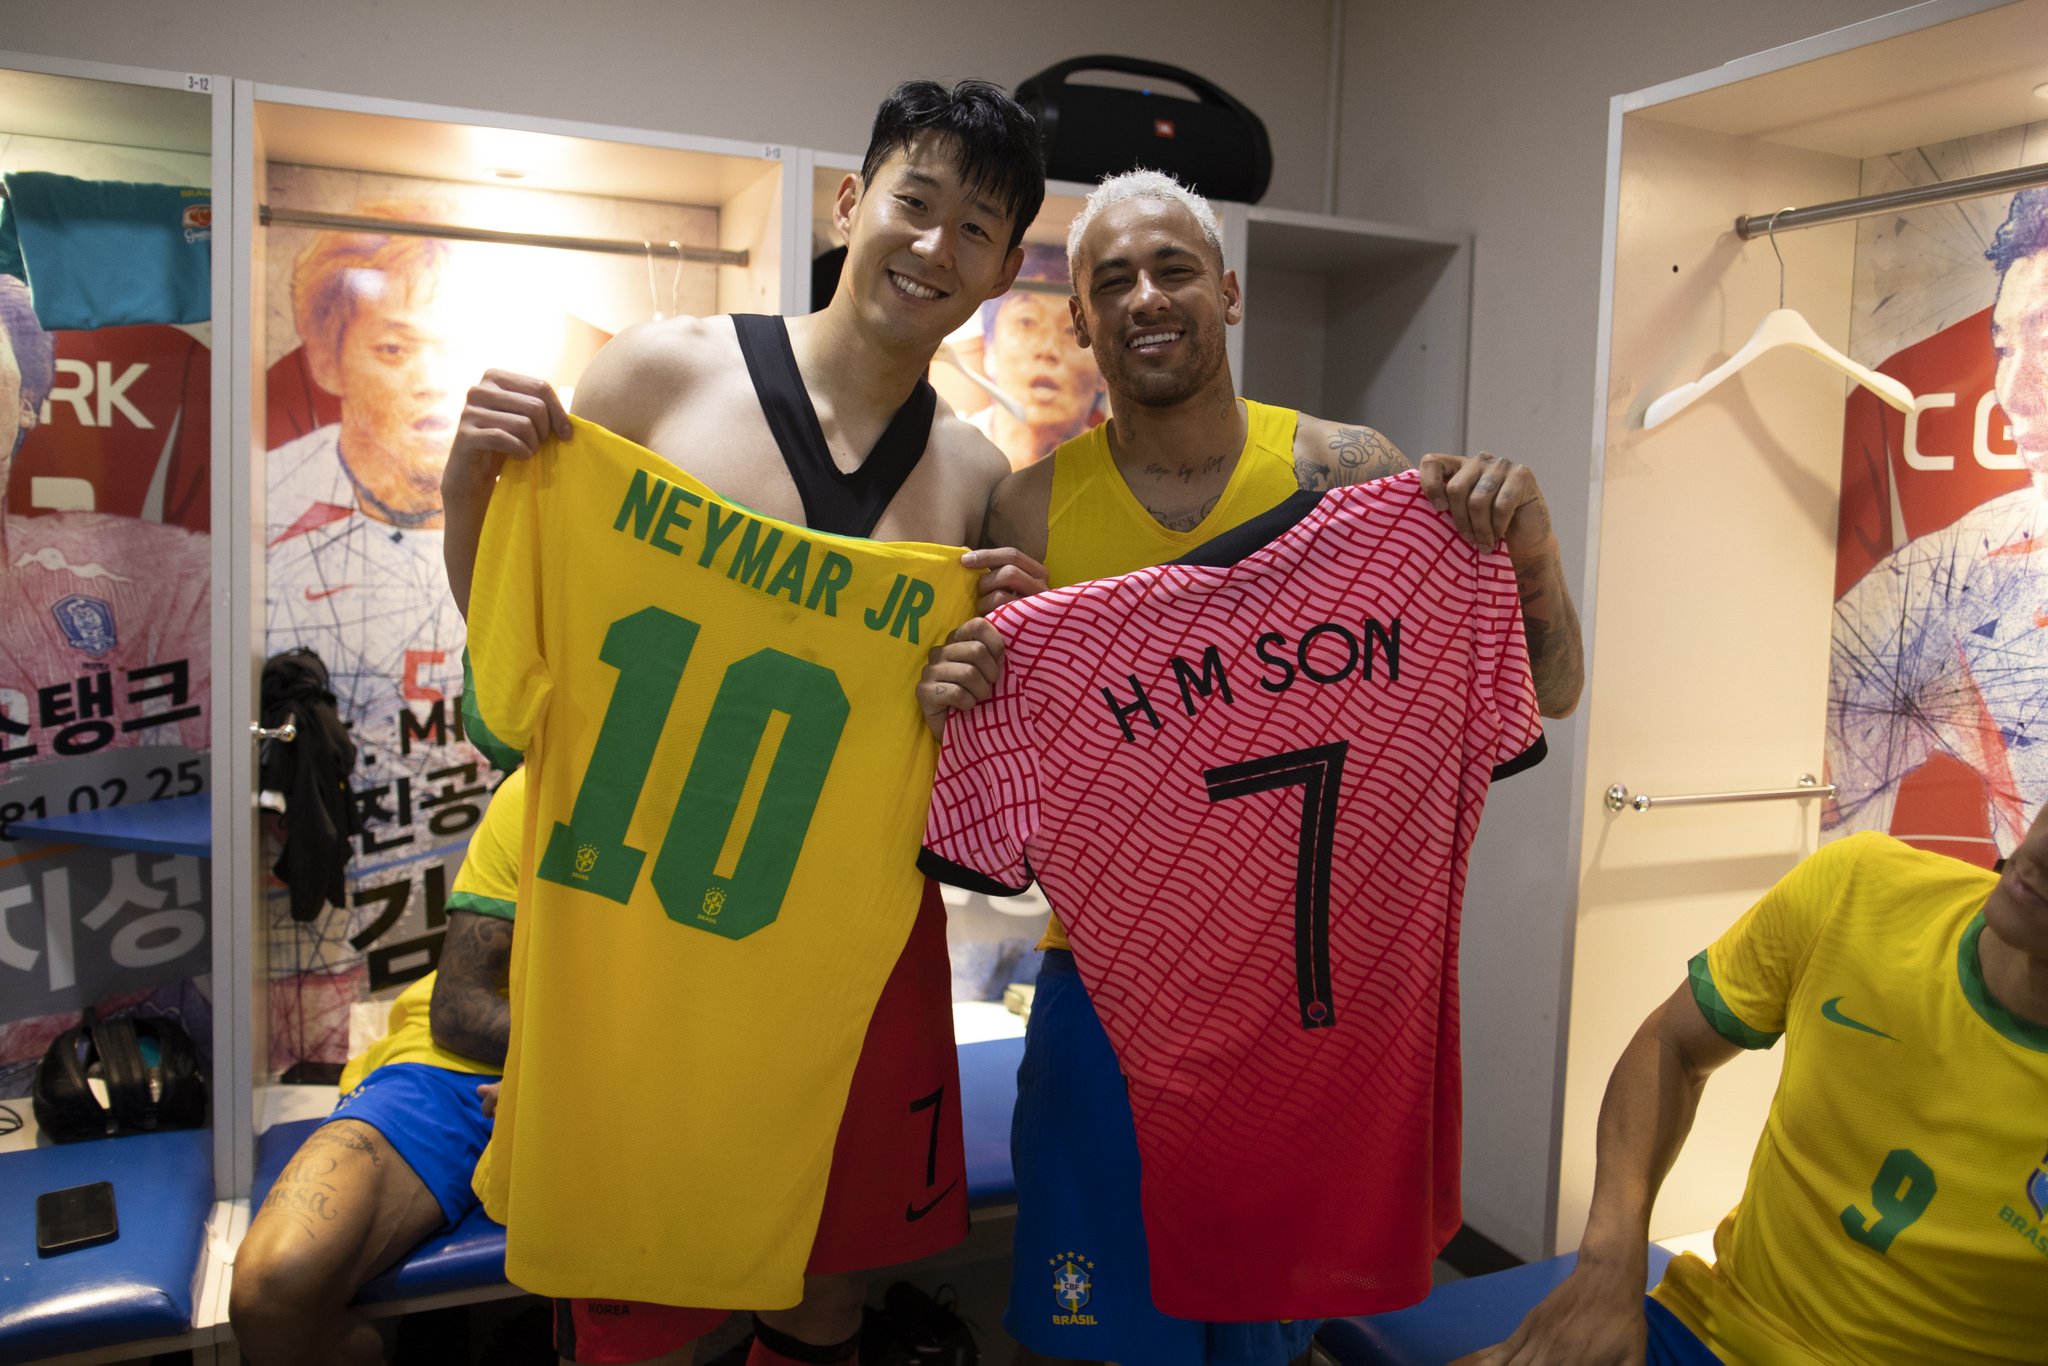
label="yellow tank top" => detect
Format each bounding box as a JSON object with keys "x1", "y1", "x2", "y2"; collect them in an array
[{"x1": 1038, "y1": 399, "x2": 1300, "y2": 950}]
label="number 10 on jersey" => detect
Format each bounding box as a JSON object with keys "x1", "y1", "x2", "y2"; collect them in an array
[{"x1": 537, "y1": 606, "x2": 849, "y2": 939}]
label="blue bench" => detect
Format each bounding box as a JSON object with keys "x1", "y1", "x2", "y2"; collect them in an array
[
  {"x1": 0, "y1": 1127, "x2": 213, "y2": 1363},
  {"x1": 248, "y1": 1035, "x2": 1028, "y2": 1308},
  {"x1": 1316, "y1": 1245, "x2": 1676, "y2": 1365}
]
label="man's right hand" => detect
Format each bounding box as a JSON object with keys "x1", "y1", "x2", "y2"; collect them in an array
[
  {"x1": 443, "y1": 371, "x2": 570, "y2": 618},
  {"x1": 1454, "y1": 1253, "x2": 1649, "y2": 1366},
  {"x1": 444, "y1": 370, "x2": 572, "y2": 492}
]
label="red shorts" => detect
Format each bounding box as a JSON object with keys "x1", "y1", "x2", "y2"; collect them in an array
[{"x1": 555, "y1": 880, "x2": 966, "y2": 1363}]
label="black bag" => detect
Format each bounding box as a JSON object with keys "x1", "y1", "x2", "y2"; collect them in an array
[
  {"x1": 33, "y1": 1009, "x2": 208, "y2": 1142},
  {"x1": 1016, "y1": 56, "x2": 1273, "y2": 204},
  {"x1": 261, "y1": 647, "x2": 357, "y2": 921}
]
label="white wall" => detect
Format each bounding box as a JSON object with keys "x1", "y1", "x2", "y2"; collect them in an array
[
  {"x1": 1335, "y1": 0, "x2": 1910, "y2": 1259},
  {"x1": 0, "y1": 0, "x2": 1335, "y2": 208},
  {"x1": 4, "y1": 0, "x2": 1943, "y2": 1265}
]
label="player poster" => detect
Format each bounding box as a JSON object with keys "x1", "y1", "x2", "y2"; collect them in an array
[
  {"x1": 1827, "y1": 119, "x2": 2048, "y2": 867},
  {"x1": 0, "y1": 135, "x2": 215, "y2": 1096},
  {"x1": 260, "y1": 166, "x2": 717, "y2": 1075},
  {"x1": 928, "y1": 242, "x2": 1106, "y2": 470}
]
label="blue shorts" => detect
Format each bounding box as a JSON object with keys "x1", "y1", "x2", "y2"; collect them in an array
[
  {"x1": 1007, "y1": 951, "x2": 1317, "y2": 1366},
  {"x1": 1644, "y1": 1296, "x2": 1722, "y2": 1364},
  {"x1": 330, "y1": 1062, "x2": 497, "y2": 1230}
]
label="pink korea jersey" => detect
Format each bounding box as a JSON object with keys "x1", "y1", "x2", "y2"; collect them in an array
[
  {"x1": 0, "y1": 512, "x2": 211, "y2": 773},
  {"x1": 922, "y1": 472, "x2": 1545, "y2": 1320}
]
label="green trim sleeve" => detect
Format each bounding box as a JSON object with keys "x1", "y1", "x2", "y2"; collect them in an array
[
  {"x1": 1688, "y1": 949, "x2": 1782, "y2": 1050},
  {"x1": 462, "y1": 647, "x2": 525, "y2": 774},
  {"x1": 446, "y1": 892, "x2": 515, "y2": 923}
]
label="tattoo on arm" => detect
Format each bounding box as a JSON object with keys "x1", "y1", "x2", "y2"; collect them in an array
[
  {"x1": 1516, "y1": 555, "x2": 1586, "y2": 719},
  {"x1": 430, "y1": 910, "x2": 512, "y2": 1068},
  {"x1": 1326, "y1": 426, "x2": 1409, "y2": 486},
  {"x1": 1295, "y1": 455, "x2": 1333, "y2": 492}
]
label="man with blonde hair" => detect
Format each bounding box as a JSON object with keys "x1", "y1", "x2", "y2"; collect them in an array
[{"x1": 934, "y1": 168, "x2": 1584, "y2": 1365}]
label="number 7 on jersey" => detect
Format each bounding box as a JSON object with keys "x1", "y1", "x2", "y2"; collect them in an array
[{"x1": 1204, "y1": 742, "x2": 1350, "y2": 1030}]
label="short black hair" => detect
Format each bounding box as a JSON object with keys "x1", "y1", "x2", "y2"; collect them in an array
[
  {"x1": 1987, "y1": 187, "x2": 2048, "y2": 277},
  {"x1": 860, "y1": 79, "x2": 1046, "y2": 252}
]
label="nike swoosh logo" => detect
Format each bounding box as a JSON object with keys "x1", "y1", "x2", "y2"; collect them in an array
[
  {"x1": 1820, "y1": 997, "x2": 1896, "y2": 1040},
  {"x1": 304, "y1": 585, "x2": 353, "y2": 601},
  {"x1": 904, "y1": 1180, "x2": 959, "y2": 1223}
]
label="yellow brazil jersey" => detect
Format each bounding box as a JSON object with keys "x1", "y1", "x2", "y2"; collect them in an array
[
  {"x1": 1653, "y1": 832, "x2": 2048, "y2": 1365},
  {"x1": 1037, "y1": 399, "x2": 1300, "y2": 950},
  {"x1": 464, "y1": 417, "x2": 976, "y2": 1310},
  {"x1": 336, "y1": 766, "x2": 524, "y2": 1091}
]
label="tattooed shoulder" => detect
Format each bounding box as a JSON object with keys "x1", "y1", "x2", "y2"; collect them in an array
[{"x1": 1327, "y1": 425, "x2": 1409, "y2": 485}]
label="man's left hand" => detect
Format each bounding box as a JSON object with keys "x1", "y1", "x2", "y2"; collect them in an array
[
  {"x1": 918, "y1": 619, "x2": 1007, "y2": 740},
  {"x1": 962, "y1": 546, "x2": 1049, "y2": 616},
  {"x1": 1418, "y1": 451, "x2": 1556, "y2": 560}
]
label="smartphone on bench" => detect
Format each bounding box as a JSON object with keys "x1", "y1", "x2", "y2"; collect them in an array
[{"x1": 36, "y1": 1181, "x2": 119, "y2": 1256}]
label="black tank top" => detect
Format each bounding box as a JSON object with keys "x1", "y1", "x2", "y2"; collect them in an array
[{"x1": 731, "y1": 313, "x2": 936, "y2": 538}]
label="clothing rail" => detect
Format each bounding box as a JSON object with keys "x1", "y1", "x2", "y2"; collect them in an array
[
  {"x1": 1604, "y1": 773, "x2": 1834, "y2": 813},
  {"x1": 1734, "y1": 161, "x2": 2048, "y2": 239},
  {"x1": 258, "y1": 205, "x2": 750, "y2": 267}
]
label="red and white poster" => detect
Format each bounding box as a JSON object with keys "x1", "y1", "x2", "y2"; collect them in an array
[
  {"x1": 1827, "y1": 121, "x2": 2048, "y2": 866},
  {"x1": 0, "y1": 136, "x2": 215, "y2": 1097}
]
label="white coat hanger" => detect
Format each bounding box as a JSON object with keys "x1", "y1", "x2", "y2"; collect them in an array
[
  {"x1": 1643, "y1": 209, "x2": 1914, "y2": 429},
  {"x1": 642, "y1": 240, "x2": 663, "y2": 320}
]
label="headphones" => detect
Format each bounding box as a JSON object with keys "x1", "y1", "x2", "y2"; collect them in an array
[{"x1": 32, "y1": 1008, "x2": 207, "y2": 1143}]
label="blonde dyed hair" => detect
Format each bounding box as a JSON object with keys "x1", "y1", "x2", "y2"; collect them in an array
[{"x1": 1065, "y1": 170, "x2": 1224, "y2": 277}]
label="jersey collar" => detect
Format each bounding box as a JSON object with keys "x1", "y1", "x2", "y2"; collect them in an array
[{"x1": 1958, "y1": 911, "x2": 2048, "y2": 1053}]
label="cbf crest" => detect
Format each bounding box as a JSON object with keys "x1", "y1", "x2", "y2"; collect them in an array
[
  {"x1": 51, "y1": 595, "x2": 117, "y2": 657},
  {"x1": 2029, "y1": 1146, "x2": 2048, "y2": 1223},
  {"x1": 1049, "y1": 1250, "x2": 1098, "y2": 1324}
]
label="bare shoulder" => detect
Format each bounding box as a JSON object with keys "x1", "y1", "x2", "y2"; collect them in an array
[
  {"x1": 1292, "y1": 412, "x2": 1411, "y2": 490},
  {"x1": 571, "y1": 315, "x2": 735, "y2": 442},
  {"x1": 929, "y1": 400, "x2": 1011, "y2": 493},
  {"x1": 983, "y1": 447, "x2": 1056, "y2": 560}
]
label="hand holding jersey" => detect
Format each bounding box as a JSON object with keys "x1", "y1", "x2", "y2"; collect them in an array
[{"x1": 438, "y1": 80, "x2": 1055, "y2": 1363}]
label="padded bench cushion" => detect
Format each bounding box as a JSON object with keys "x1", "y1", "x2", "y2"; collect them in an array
[
  {"x1": 1317, "y1": 1245, "x2": 1677, "y2": 1365},
  {"x1": 0, "y1": 1127, "x2": 212, "y2": 1363},
  {"x1": 249, "y1": 1041, "x2": 1024, "y2": 1304},
  {"x1": 252, "y1": 1117, "x2": 507, "y2": 1304}
]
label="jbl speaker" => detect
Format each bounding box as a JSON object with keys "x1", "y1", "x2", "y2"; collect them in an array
[{"x1": 1017, "y1": 56, "x2": 1273, "y2": 204}]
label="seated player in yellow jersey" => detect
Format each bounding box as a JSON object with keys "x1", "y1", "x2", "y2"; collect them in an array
[
  {"x1": 231, "y1": 767, "x2": 524, "y2": 1366},
  {"x1": 1470, "y1": 809, "x2": 2048, "y2": 1365},
  {"x1": 926, "y1": 170, "x2": 1585, "y2": 1366}
]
